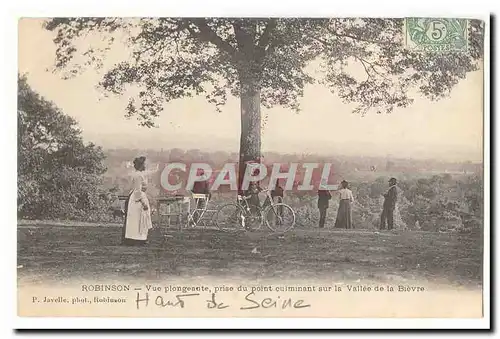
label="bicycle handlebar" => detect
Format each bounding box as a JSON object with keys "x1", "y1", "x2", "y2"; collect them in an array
[{"x1": 237, "y1": 188, "x2": 271, "y2": 201}]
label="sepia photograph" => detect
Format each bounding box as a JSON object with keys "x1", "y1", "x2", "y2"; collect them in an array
[{"x1": 14, "y1": 9, "x2": 489, "y2": 329}]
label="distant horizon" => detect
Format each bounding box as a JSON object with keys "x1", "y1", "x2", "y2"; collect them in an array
[{"x1": 101, "y1": 145, "x2": 483, "y2": 165}]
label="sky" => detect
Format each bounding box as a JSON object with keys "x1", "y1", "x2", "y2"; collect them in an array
[{"x1": 18, "y1": 18, "x2": 484, "y2": 162}]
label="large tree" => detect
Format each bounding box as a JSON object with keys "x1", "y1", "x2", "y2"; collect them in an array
[{"x1": 44, "y1": 18, "x2": 484, "y2": 192}]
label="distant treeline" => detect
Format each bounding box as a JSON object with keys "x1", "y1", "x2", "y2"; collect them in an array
[
  {"x1": 102, "y1": 148, "x2": 483, "y2": 196},
  {"x1": 103, "y1": 148, "x2": 482, "y2": 175}
]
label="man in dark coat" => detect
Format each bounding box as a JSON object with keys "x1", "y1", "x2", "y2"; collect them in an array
[
  {"x1": 317, "y1": 187, "x2": 332, "y2": 228},
  {"x1": 192, "y1": 169, "x2": 211, "y2": 223},
  {"x1": 192, "y1": 177, "x2": 210, "y2": 195},
  {"x1": 380, "y1": 177, "x2": 398, "y2": 230},
  {"x1": 271, "y1": 179, "x2": 284, "y2": 202}
]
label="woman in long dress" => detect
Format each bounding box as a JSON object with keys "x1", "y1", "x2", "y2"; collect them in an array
[
  {"x1": 334, "y1": 180, "x2": 355, "y2": 229},
  {"x1": 121, "y1": 156, "x2": 153, "y2": 246}
]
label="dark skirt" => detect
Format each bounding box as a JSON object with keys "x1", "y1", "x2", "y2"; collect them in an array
[
  {"x1": 334, "y1": 199, "x2": 353, "y2": 229},
  {"x1": 121, "y1": 192, "x2": 147, "y2": 246}
]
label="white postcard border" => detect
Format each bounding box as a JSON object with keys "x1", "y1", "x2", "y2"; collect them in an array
[{"x1": 3, "y1": 0, "x2": 492, "y2": 332}]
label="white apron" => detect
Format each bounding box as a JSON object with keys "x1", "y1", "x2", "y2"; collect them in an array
[{"x1": 124, "y1": 171, "x2": 152, "y2": 241}]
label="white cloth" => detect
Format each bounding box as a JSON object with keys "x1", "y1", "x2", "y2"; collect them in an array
[
  {"x1": 124, "y1": 171, "x2": 152, "y2": 241},
  {"x1": 338, "y1": 188, "x2": 354, "y2": 202}
]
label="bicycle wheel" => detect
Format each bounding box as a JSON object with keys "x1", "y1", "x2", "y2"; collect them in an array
[
  {"x1": 214, "y1": 203, "x2": 246, "y2": 233},
  {"x1": 264, "y1": 203, "x2": 296, "y2": 233}
]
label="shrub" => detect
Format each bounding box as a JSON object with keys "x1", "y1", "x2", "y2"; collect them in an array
[{"x1": 18, "y1": 74, "x2": 112, "y2": 222}]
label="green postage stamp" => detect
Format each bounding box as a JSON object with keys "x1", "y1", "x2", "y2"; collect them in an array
[{"x1": 404, "y1": 18, "x2": 469, "y2": 52}]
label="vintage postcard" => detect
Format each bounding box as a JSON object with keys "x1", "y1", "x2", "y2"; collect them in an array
[{"x1": 17, "y1": 16, "x2": 488, "y2": 327}]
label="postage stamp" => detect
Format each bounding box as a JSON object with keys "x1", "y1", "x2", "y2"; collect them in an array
[{"x1": 404, "y1": 18, "x2": 469, "y2": 52}]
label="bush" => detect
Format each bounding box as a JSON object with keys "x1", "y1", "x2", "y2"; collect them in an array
[
  {"x1": 282, "y1": 174, "x2": 482, "y2": 233},
  {"x1": 18, "y1": 74, "x2": 112, "y2": 222}
]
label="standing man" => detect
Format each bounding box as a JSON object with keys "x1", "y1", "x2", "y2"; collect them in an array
[
  {"x1": 380, "y1": 177, "x2": 398, "y2": 230},
  {"x1": 192, "y1": 169, "x2": 211, "y2": 223},
  {"x1": 317, "y1": 183, "x2": 332, "y2": 229},
  {"x1": 271, "y1": 179, "x2": 284, "y2": 203}
]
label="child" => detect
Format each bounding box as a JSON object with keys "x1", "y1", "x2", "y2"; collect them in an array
[
  {"x1": 271, "y1": 180, "x2": 285, "y2": 222},
  {"x1": 245, "y1": 181, "x2": 261, "y2": 215}
]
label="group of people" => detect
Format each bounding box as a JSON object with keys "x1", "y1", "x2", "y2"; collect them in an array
[
  {"x1": 317, "y1": 177, "x2": 398, "y2": 230},
  {"x1": 120, "y1": 156, "x2": 400, "y2": 246}
]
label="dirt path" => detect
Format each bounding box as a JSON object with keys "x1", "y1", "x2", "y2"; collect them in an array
[{"x1": 17, "y1": 223, "x2": 482, "y2": 288}]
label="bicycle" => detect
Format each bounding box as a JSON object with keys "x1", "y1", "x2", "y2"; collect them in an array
[{"x1": 214, "y1": 188, "x2": 296, "y2": 233}]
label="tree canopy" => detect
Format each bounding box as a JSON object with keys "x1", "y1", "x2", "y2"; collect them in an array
[
  {"x1": 44, "y1": 18, "x2": 484, "y2": 192},
  {"x1": 45, "y1": 18, "x2": 483, "y2": 124}
]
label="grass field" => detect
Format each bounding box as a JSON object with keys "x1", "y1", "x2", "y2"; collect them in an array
[{"x1": 17, "y1": 221, "x2": 482, "y2": 288}]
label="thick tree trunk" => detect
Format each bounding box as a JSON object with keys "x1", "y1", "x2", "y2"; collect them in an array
[{"x1": 237, "y1": 76, "x2": 261, "y2": 194}]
